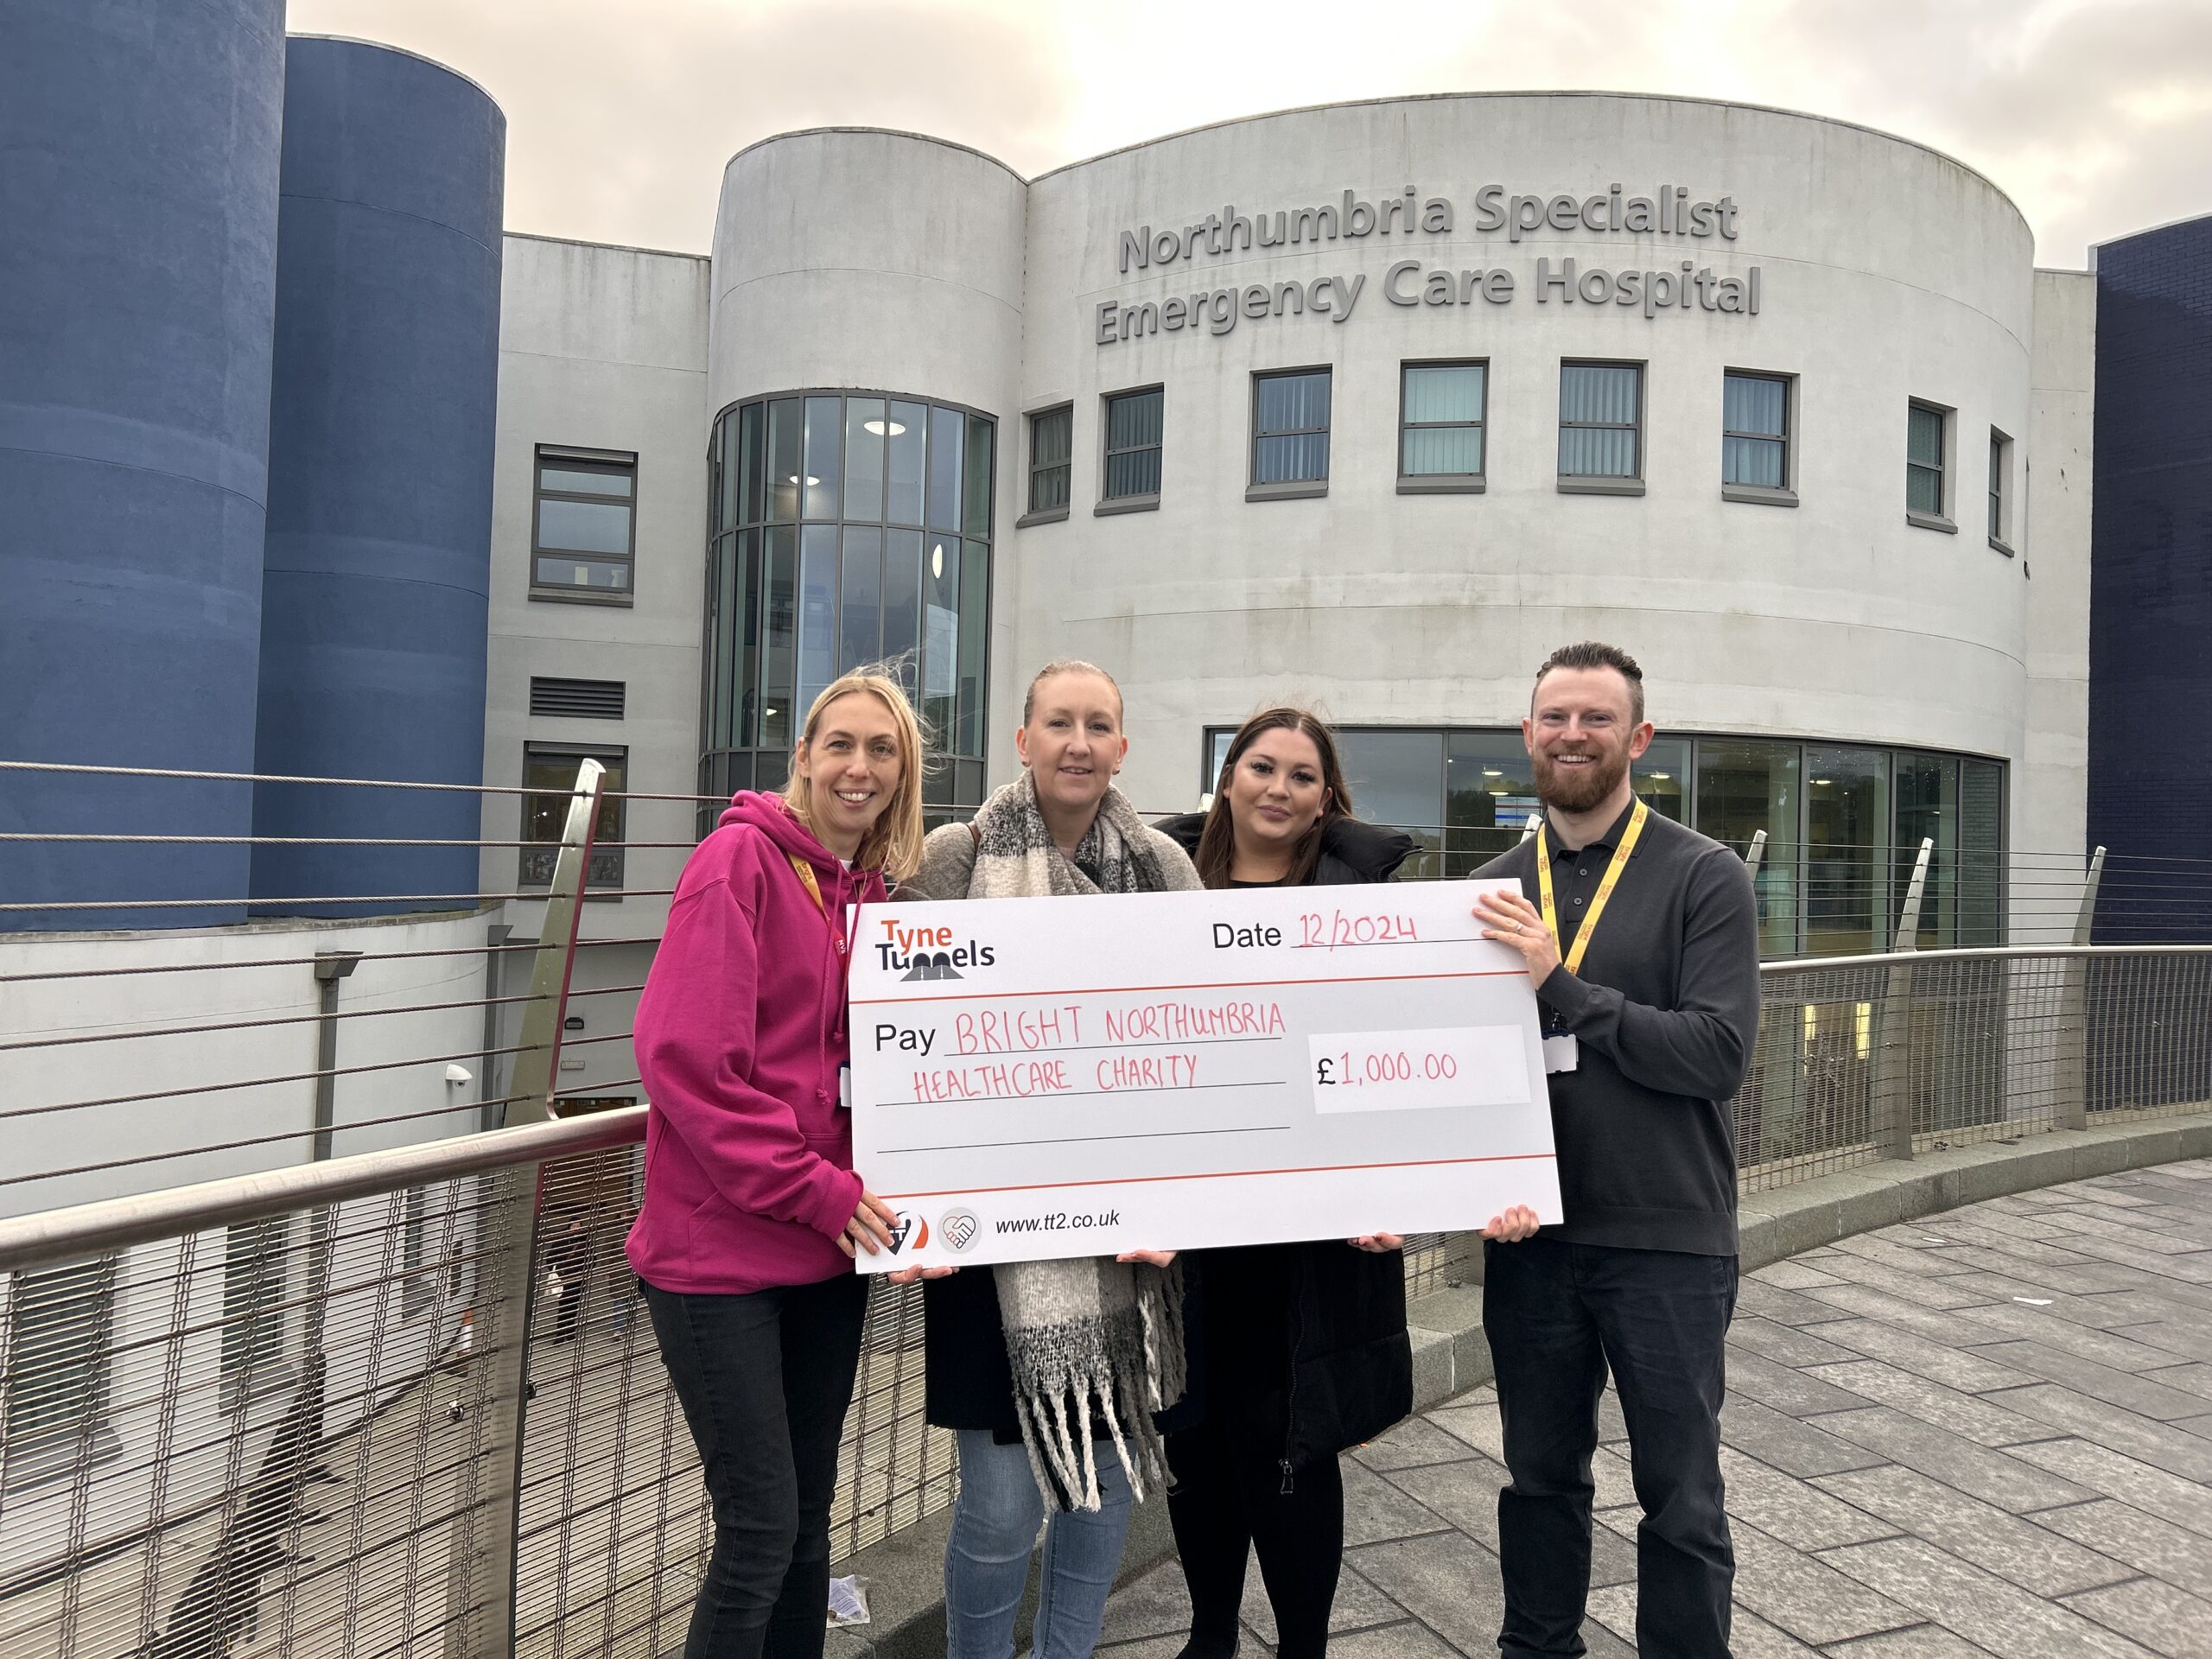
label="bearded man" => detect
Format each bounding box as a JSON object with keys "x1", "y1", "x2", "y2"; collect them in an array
[{"x1": 1471, "y1": 641, "x2": 1761, "y2": 1659}]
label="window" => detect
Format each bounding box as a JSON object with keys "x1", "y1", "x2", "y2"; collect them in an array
[
  {"x1": 1101, "y1": 387, "x2": 1163, "y2": 509},
  {"x1": 702, "y1": 391, "x2": 994, "y2": 814},
  {"x1": 223, "y1": 1217, "x2": 289, "y2": 1402},
  {"x1": 1249, "y1": 369, "x2": 1331, "y2": 499},
  {"x1": 4, "y1": 1258, "x2": 117, "y2": 1468},
  {"x1": 531, "y1": 447, "x2": 637, "y2": 601},
  {"x1": 1558, "y1": 362, "x2": 1643, "y2": 491},
  {"x1": 1907, "y1": 402, "x2": 1952, "y2": 527},
  {"x1": 521, "y1": 744, "x2": 626, "y2": 889},
  {"x1": 1026, "y1": 405, "x2": 1071, "y2": 521},
  {"x1": 1399, "y1": 363, "x2": 1486, "y2": 491},
  {"x1": 1987, "y1": 429, "x2": 2012, "y2": 550},
  {"x1": 1198, "y1": 725, "x2": 2007, "y2": 963},
  {"x1": 1722, "y1": 372, "x2": 1793, "y2": 502}
]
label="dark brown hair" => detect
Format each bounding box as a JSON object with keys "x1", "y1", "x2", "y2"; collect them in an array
[
  {"x1": 1532, "y1": 640, "x2": 1645, "y2": 726},
  {"x1": 1194, "y1": 709, "x2": 1355, "y2": 890}
]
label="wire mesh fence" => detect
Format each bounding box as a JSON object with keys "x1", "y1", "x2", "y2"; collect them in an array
[
  {"x1": 5, "y1": 943, "x2": 2208, "y2": 1657},
  {"x1": 6, "y1": 754, "x2": 2212, "y2": 1656}
]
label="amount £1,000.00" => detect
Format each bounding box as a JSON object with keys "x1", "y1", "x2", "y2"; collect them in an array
[{"x1": 1307, "y1": 1027, "x2": 1535, "y2": 1114}]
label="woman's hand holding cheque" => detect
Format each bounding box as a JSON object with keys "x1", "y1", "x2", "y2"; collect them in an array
[{"x1": 838, "y1": 1189, "x2": 899, "y2": 1259}]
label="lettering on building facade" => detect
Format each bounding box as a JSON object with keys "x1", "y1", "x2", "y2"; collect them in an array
[{"x1": 1098, "y1": 183, "x2": 1764, "y2": 346}]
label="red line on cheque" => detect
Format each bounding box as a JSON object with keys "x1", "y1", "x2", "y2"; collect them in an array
[
  {"x1": 881, "y1": 1150, "x2": 1558, "y2": 1203},
  {"x1": 853, "y1": 969, "x2": 1523, "y2": 1007}
]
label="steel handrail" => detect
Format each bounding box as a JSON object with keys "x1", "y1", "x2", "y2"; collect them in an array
[{"x1": 0, "y1": 1107, "x2": 646, "y2": 1274}]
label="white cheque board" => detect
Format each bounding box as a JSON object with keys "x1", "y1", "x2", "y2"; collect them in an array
[{"x1": 847, "y1": 880, "x2": 1559, "y2": 1271}]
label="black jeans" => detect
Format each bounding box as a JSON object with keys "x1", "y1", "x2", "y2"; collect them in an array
[
  {"x1": 1482, "y1": 1237, "x2": 1738, "y2": 1659},
  {"x1": 645, "y1": 1273, "x2": 870, "y2": 1659},
  {"x1": 1166, "y1": 1423, "x2": 1343, "y2": 1659}
]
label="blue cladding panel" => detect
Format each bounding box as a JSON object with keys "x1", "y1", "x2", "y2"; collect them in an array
[
  {"x1": 2088, "y1": 216, "x2": 2212, "y2": 942},
  {"x1": 0, "y1": 0, "x2": 285, "y2": 930},
  {"x1": 251, "y1": 38, "x2": 505, "y2": 915}
]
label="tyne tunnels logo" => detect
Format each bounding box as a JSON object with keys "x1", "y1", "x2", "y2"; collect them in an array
[
  {"x1": 886, "y1": 1212, "x2": 930, "y2": 1254},
  {"x1": 875, "y1": 918, "x2": 996, "y2": 982}
]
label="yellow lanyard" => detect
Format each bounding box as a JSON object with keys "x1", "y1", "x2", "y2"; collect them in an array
[{"x1": 1535, "y1": 798, "x2": 1649, "y2": 977}]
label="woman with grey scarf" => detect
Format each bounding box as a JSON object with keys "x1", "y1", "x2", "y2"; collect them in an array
[{"x1": 890, "y1": 660, "x2": 1198, "y2": 1659}]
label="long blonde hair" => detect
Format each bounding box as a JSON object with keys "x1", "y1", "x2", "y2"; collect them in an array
[{"x1": 781, "y1": 669, "x2": 929, "y2": 881}]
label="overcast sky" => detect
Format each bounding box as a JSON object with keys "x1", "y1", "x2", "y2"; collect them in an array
[{"x1": 290, "y1": 0, "x2": 2212, "y2": 267}]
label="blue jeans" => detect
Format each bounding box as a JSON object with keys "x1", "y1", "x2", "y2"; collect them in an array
[
  {"x1": 944, "y1": 1428, "x2": 1134, "y2": 1659},
  {"x1": 1483, "y1": 1237, "x2": 1738, "y2": 1659}
]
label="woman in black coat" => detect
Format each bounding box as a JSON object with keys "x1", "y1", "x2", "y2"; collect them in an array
[{"x1": 1152, "y1": 708, "x2": 1418, "y2": 1659}]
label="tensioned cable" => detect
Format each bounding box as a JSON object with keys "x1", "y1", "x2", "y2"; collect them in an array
[{"x1": 0, "y1": 984, "x2": 647, "y2": 1054}]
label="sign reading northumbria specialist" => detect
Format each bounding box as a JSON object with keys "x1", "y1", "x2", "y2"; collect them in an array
[
  {"x1": 1099, "y1": 182, "x2": 1761, "y2": 346},
  {"x1": 846, "y1": 881, "x2": 1560, "y2": 1271}
]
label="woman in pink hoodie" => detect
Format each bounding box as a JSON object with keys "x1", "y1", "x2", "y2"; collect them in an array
[{"x1": 626, "y1": 668, "x2": 925, "y2": 1659}]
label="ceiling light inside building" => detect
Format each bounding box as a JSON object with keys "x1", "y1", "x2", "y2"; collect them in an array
[
  {"x1": 863, "y1": 418, "x2": 907, "y2": 437},
  {"x1": 931, "y1": 543, "x2": 944, "y2": 579}
]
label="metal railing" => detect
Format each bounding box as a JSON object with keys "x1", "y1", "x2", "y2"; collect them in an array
[
  {"x1": 6, "y1": 934, "x2": 2209, "y2": 1657},
  {"x1": 5, "y1": 757, "x2": 2210, "y2": 1655}
]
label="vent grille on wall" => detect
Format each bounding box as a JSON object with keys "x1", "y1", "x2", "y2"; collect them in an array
[{"x1": 530, "y1": 677, "x2": 626, "y2": 720}]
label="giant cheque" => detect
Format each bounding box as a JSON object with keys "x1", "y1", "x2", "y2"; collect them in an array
[{"x1": 846, "y1": 880, "x2": 1560, "y2": 1271}]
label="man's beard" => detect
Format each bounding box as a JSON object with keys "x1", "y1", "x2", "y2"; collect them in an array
[{"x1": 1534, "y1": 745, "x2": 1630, "y2": 813}]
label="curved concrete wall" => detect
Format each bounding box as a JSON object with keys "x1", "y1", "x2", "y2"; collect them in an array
[
  {"x1": 252, "y1": 37, "x2": 505, "y2": 914},
  {"x1": 714, "y1": 97, "x2": 2042, "y2": 812},
  {"x1": 709, "y1": 131, "x2": 1028, "y2": 421},
  {"x1": 0, "y1": 0, "x2": 285, "y2": 930}
]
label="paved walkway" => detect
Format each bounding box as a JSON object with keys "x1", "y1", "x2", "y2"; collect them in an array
[{"x1": 1093, "y1": 1159, "x2": 2212, "y2": 1658}]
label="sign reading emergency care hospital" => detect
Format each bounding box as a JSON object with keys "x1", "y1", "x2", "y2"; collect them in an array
[{"x1": 847, "y1": 882, "x2": 1560, "y2": 1272}]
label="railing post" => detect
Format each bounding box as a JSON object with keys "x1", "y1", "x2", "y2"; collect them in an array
[
  {"x1": 2054, "y1": 846, "x2": 2104, "y2": 1132},
  {"x1": 304, "y1": 951, "x2": 361, "y2": 1354},
  {"x1": 448, "y1": 760, "x2": 602, "y2": 1659},
  {"x1": 1870, "y1": 838, "x2": 1932, "y2": 1160}
]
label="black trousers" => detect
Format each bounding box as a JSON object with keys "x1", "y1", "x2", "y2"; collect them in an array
[
  {"x1": 644, "y1": 1273, "x2": 870, "y2": 1659},
  {"x1": 1482, "y1": 1237, "x2": 1738, "y2": 1659},
  {"x1": 1165, "y1": 1421, "x2": 1344, "y2": 1659}
]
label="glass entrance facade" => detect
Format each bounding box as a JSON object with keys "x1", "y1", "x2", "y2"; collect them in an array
[
  {"x1": 700, "y1": 391, "x2": 994, "y2": 813},
  {"x1": 1204, "y1": 726, "x2": 2005, "y2": 957}
]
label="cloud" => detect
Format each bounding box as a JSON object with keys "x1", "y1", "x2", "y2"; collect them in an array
[
  {"x1": 289, "y1": 0, "x2": 1074, "y2": 250},
  {"x1": 289, "y1": 0, "x2": 2212, "y2": 262}
]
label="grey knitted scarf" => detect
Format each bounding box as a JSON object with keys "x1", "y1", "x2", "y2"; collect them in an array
[{"x1": 902, "y1": 772, "x2": 1201, "y2": 1508}]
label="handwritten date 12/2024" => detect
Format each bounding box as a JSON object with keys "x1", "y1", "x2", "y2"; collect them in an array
[{"x1": 1299, "y1": 910, "x2": 1419, "y2": 949}]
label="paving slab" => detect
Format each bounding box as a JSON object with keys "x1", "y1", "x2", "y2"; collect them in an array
[
  {"x1": 1085, "y1": 1159, "x2": 2212, "y2": 1659},
  {"x1": 1815, "y1": 1535, "x2": 2164, "y2": 1659},
  {"x1": 1802, "y1": 1359, "x2": 2063, "y2": 1448},
  {"x1": 2059, "y1": 1575, "x2": 2212, "y2": 1659},
  {"x1": 1808, "y1": 1465, "x2": 2133, "y2": 1596}
]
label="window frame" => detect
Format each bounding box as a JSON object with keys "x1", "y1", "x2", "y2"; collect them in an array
[
  {"x1": 702, "y1": 388, "x2": 996, "y2": 791},
  {"x1": 1719, "y1": 368, "x2": 1798, "y2": 507},
  {"x1": 1396, "y1": 359, "x2": 1489, "y2": 495},
  {"x1": 519, "y1": 741, "x2": 629, "y2": 893},
  {"x1": 1906, "y1": 399, "x2": 1955, "y2": 533},
  {"x1": 1019, "y1": 404, "x2": 1073, "y2": 527},
  {"x1": 1556, "y1": 359, "x2": 1647, "y2": 496},
  {"x1": 529, "y1": 444, "x2": 639, "y2": 606},
  {"x1": 1986, "y1": 427, "x2": 2015, "y2": 555},
  {"x1": 1247, "y1": 365, "x2": 1333, "y2": 502},
  {"x1": 1096, "y1": 385, "x2": 1165, "y2": 516}
]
